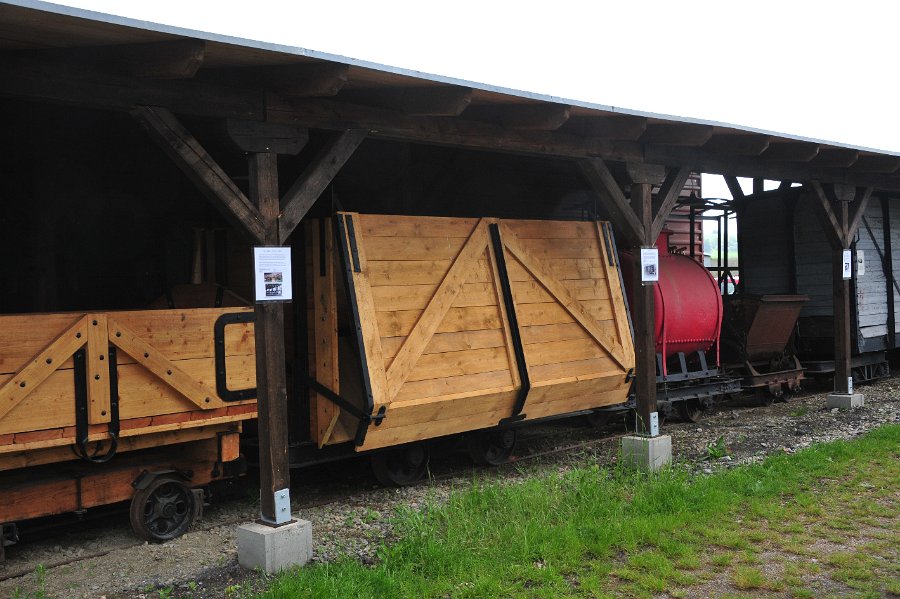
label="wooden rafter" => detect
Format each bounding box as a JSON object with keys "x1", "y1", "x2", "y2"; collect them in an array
[
  {"x1": 650, "y1": 166, "x2": 691, "y2": 240},
  {"x1": 131, "y1": 106, "x2": 267, "y2": 244},
  {"x1": 500, "y1": 104, "x2": 571, "y2": 130},
  {"x1": 704, "y1": 134, "x2": 771, "y2": 156},
  {"x1": 763, "y1": 142, "x2": 820, "y2": 162},
  {"x1": 723, "y1": 175, "x2": 746, "y2": 200},
  {"x1": 349, "y1": 86, "x2": 473, "y2": 117},
  {"x1": 810, "y1": 181, "x2": 849, "y2": 249},
  {"x1": 15, "y1": 39, "x2": 207, "y2": 79},
  {"x1": 204, "y1": 63, "x2": 350, "y2": 98},
  {"x1": 577, "y1": 158, "x2": 645, "y2": 243},
  {"x1": 641, "y1": 123, "x2": 713, "y2": 146},
  {"x1": 225, "y1": 119, "x2": 309, "y2": 155},
  {"x1": 565, "y1": 115, "x2": 647, "y2": 140},
  {"x1": 278, "y1": 129, "x2": 368, "y2": 242},
  {"x1": 847, "y1": 186, "x2": 874, "y2": 242}
]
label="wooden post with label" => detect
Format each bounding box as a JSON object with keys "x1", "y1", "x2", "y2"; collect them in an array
[
  {"x1": 578, "y1": 159, "x2": 689, "y2": 469},
  {"x1": 810, "y1": 182, "x2": 872, "y2": 408}
]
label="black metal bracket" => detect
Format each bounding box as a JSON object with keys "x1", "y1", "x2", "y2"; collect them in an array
[
  {"x1": 305, "y1": 377, "x2": 386, "y2": 446},
  {"x1": 72, "y1": 348, "x2": 118, "y2": 464},
  {"x1": 335, "y1": 213, "x2": 378, "y2": 445},
  {"x1": 214, "y1": 311, "x2": 257, "y2": 402},
  {"x1": 490, "y1": 223, "x2": 532, "y2": 426}
]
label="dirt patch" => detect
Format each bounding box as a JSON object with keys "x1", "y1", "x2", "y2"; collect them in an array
[{"x1": 2, "y1": 377, "x2": 898, "y2": 598}]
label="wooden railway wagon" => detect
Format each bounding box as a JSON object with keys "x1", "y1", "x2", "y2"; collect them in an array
[
  {"x1": 0, "y1": 307, "x2": 257, "y2": 552},
  {"x1": 298, "y1": 212, "x2": 636, "y2": 484},
  {"x1": 739, "y1": 187, "x2": 898, "y2": 382}
]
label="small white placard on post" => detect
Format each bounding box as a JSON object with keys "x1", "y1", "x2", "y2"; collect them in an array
[
  {"x1": 847, "y1": 376, "x2": 854, "y2": 395},
  {"x1": 640, "y1": 247, "x2": 659, "y2": 284},
  {"x1": 649, "y1": 411, "x2": 659, "y2": 437},
  {"x1": 254, "y1": 246, "x2": 293, "y2": 302},
  {"x1": 841, "y1": 249, "x2": 853, "y2": 280},
  {"x1": 856, "y1": 250, "x2": 865, "y2": 276}
]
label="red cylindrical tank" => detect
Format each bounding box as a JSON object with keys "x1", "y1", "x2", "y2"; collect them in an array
[{"x1": 620, "y1": 231, "x2": 722, "y2": 371}]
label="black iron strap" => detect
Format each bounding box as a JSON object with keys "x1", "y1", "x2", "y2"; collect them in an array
[
  {"x1": 72, "y1": 348, "x2": 118, "y2": 463},
  {"x1": 490, "y1": 223, "x2": 531, "y2": 425},
  {"x1": 214, "y1": 311, "x2": 257, "y2": 402},
  {"x1": 334, "y1": 213, "x2": 378, "y2": 445}
]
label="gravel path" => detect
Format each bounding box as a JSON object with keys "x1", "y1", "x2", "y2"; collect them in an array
[{"x1": 2, "y1": 377, "x2": 898, "y2": 598}]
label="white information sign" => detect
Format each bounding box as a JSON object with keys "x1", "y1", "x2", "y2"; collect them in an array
[
  {"x1": 640, "y1": 247, "x2": 659, "y2": 284},
  {"x1": 856, "y1": 250, "x2": 865, "y2": 276},
  {"x1": 253, "y1": 246, "x2": 293, "y2": 302},
  {"x1": 841, "y1": 249, "x2": 853, "y2": 280}
]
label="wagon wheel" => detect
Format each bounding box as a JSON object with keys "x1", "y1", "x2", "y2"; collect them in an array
[
  {"x1": 129, "y1": 477, "x2": 196, "y2": 542},
  {"x1": 584, "y1": 410, "x2": 610, "y2": 428},
  {"x1": 755, "y1": 388, "x2": 776, "y2": 407},
  {"x1": 466, "y1": 428, "x2": 517, "y2": 466},
  {"x1": 677, "y1": 399, "x2": 705, "y2": 423},
  {"x1": 371, "y1": 443, "x2": 429, "y2": 487}
]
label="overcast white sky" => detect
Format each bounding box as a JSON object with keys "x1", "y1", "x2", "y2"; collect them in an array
[{"x1": 44, "y1": 1, "x2": 900, "y2": 198}]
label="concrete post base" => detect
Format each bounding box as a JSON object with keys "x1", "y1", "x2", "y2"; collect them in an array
[
  {"x1": 826, "y1": 393, "x2": 864, "y2": 409},
  {"x1": 621, "y1": 435, "x2": 672, "y2": 471},
  {"x1": 236, "y1": 518, "x2": 312, "y2": 574}
]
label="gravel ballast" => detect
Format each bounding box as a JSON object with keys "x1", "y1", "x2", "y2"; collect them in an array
[{"x1": 1, "y1": 377, "x2": 897, "y2": 598}]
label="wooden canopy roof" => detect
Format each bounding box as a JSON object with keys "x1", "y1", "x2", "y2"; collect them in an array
[{"x1": 2, "y1": 0, "x2": 900, "y2": 192}]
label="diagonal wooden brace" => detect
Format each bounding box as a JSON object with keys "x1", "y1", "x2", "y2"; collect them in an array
[{"x1": 108, "y1": 318, "x2": 222, "y2": 410}]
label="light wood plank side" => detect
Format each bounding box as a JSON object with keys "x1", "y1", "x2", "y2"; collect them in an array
[
  {"x1": 372, "y1": 282, "x2": 496, "y2": 312},
  {"x1": 108, "y1": 318, "x2": 222, "y2": 410},
  {"x1": 340, "y1": 212, "x2": 390, "y2": 408},
  {"x1": 381, "y1": 328, "x2": 507, "y2": 363},
  {"x1": 596, "y1": 221, "x2": 634, "y2": 361},
  {"x1": 385, "y1": 220, "x2": 490, "y2": 400},
  {"x1": 404, "y1": 346, "x2": 510, "y2": 383},
  {"x1": 503, "y1": 220, "x2": 597, "y2": 239},
  {"x1": 500, "y1": 223, "x2": 628, "y2": 370},
  {"x1": 363, "y1": 236, "x2": 470, "y2": 261},
  {"x1": 358, "y1": 214, "x2": 478, "y2": 238},
  {"x1": 313, "y1": 218, "x2": 341, "y2": 447},
  {"x1": 376, "y1": 306, "x2": 503, "y2": 338},
  {"x1": 86, "y1": 314, "x2": 111, "y2": 424},
  {"x1": 0, "y1": 313, "x2": 84, "y2": 374},
  {"x1": 394, "y1": 369, "x2": 514, "y2": 402},
  {"x1": 0, "y1": 316, "x2": 88, "y2": 421}
]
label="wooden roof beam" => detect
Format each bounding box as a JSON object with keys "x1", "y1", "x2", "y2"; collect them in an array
[
  {"x1": 704, "y1": 134, "x2": 771, "y2": 156},
  {"x1": 463, "y1": 103, "x2": 571, "y2": 130},
  {"x1": 762, "y1": 141, "x2": 820, "y2": 162},
  {"x1": 131, "y1": 106, "x2": 267, "y2": 244},
  {"x1": 0, "y1": 53, "x2": 264, "y2": 120},
  {"x1": 278, "y1": 129, "x2": 367, "y2": 241},
  {"x1": 347, "y1": 86, "x2": 473, "y2": 116},
  {"x1": 578, "y1": 158, "x2": 645, "y2": 244},
  {"x1": 496, "y1": 104, "x2": 571, "y2": 130},
  {"x1": 8, "y1": 39, "x2": 207, "y2": 79},
  {"x1": 564, "y1": 114, "x2": 647, "y2": 140},
  {"x1": 641, "y1": 123, "x2": 713, "y2": 146},
  {"x1": 851, "y1": 155, "x2": 900, "y2": 174},
  {"x1": 204, "y1": 63, "x2": 350, "y2": 98},
  {"x1": 811, "y1": 148, "x2": 859, "y2": 168},
  {"x1": 266, "y1": 96, "x2": 639, "y2": 161}
]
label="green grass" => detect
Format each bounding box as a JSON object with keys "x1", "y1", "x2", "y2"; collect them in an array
[{"x1": 255, "y1": 425, "x2": 899, "y2": 598}]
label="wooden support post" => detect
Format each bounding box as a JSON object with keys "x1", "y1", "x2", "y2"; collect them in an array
[
  {"x1": 579, "y1": 159, "x2": 686, "y2": 435},
  {"x1": 810, "y1": 183, "x2": 872, "y2": 398},
  {"x1": 631, "y1": 180, "x2": 657, "y2": 434},
  {"x1": 249, "y1": 153, "x2": 291, "y2": 525}
]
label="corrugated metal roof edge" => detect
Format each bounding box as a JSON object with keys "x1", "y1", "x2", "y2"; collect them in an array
[{"x1": 8, "y1": 0, "x2": 900, "y2": 159}]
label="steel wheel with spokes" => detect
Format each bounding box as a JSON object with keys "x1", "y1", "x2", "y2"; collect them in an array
[
  {"x1": 466, "y1": 428, "x2": 517, "y2": 466},
  {"x1": 371, "y1": 443, "x2": 429, "y2": 487},
  {"x1": 129, "y1": 477, "x2": 196, "y2": 542}
]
